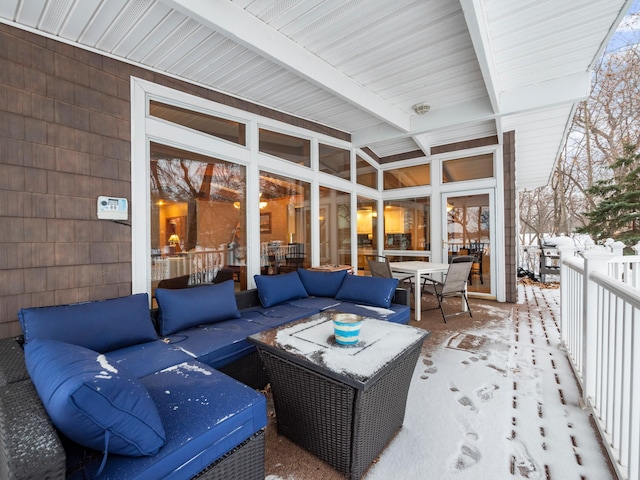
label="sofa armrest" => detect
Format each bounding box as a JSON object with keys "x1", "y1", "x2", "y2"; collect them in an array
[
  {"x1": 392, "y1": 287, "x2": 409, "y2": 306},
  {"x1": 0, "y1": 337, "x2": 66, "y2": 480},
  {"x1": 0, "y1": 337, "x2": 29, "y2": 387}
]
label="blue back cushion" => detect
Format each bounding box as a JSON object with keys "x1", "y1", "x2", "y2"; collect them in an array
[
  {"x1": 155, "y1": 280, "x2": 241, "y2": 336},
  {"x1": 254, "y1": 271, "x2": 308, "y2": 307},
  {"x1": 335, "y1": 275, "x2": 399, "y2": 308},
  {"x1": 25, "y1": 339, "x2": 165, "y2": 457},
  {"x1": 296, "y1": 268, "x2": 347, "y2": 297},
  {"x1": 19, "y1": 294, "x2": 157, "y2": 353}
]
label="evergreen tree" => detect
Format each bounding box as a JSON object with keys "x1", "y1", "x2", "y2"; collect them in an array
[{"x1": 576, "y1": 144, "x2": 640, "y2": 245}]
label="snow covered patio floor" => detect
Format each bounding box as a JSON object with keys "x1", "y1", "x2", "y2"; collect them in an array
[{"x1": 264, "y1": 282, "x2": 615, "y2": 480}]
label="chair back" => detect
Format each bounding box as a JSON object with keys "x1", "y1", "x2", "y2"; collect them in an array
[
  {"x1": 366, "y1": 255, "x2": 393, "y2": 278},
  {"x1": 442, "y1": 257, "x2": 473, "y2": 294}
]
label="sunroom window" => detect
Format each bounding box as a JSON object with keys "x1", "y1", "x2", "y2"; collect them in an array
[
  {"x1": 149, "y1": 101, "x2": 246, "y2": 146},
  {"x1": 383, "y1": 164, "x2": 430, "y2": 189},
  {"x1": 149, "y1": 142, "x2": 247, "y2": 294},
  {"x1": 259, "y1": 129, "x2": 311, "y2": 167}
]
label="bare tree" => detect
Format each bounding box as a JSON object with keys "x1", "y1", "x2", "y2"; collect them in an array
[{"x1": 520, "y1": 30, "x2": 640, "y2": 244}]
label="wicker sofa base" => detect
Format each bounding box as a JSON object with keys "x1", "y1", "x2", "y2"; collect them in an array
[
  {"x1": 259, "y1": 342, "x2": 422, "y2": 480},
  {"x1": 193, "y1": 430, "x2": 265, "y2": 480},
  {"x1": 218, "y1": 350, "x2": 269, "y2": 390},
  {"x1": 0, "y1": 377, "x2": 66, "y2": 480}
]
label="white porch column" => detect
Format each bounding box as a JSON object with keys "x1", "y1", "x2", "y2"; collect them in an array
[{"x1": 582, "y1": 248, "x2": 614, "y2": 405}]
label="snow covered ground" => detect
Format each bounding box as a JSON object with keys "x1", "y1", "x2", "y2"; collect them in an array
[{"x1": 266, "y1": 284, "x2": 614, "y2": 480}]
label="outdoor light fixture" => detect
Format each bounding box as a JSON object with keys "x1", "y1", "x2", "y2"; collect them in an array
[{"x1": 412, "y1": 103, "x2": 431, "y2": 115}]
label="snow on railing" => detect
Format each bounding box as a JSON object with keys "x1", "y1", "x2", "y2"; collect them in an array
[{"x1": 559, "y1": 242, "x2": 640, "y2": 480}]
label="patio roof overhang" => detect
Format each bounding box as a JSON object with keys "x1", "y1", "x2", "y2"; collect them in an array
[{"x1": 1, "y1": 0, "x2": 633, "y2": 190}]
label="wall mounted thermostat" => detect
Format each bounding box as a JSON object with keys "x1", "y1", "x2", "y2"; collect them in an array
[{"x1": 97, "y1": 196, "x2": 128, "y2": 220}]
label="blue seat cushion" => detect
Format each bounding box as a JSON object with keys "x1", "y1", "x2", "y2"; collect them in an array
[
  {"x1": 254, "y1": 271, "x2": 308, "y2": 307},
  {"x1": 335, "y1": 275, "x2": 399, "y2": 308},
  {"x1": 156, "y1": 280, "x2": 241, "y2": 336},
  {"x1": 296, "y1": 268, "x2": 347, "y2": 297},
  {"x1": 330, "y1": 302, "x2": 411, "y2": 324},
  {"x1": 287, "y1": 296, "x2": 342, "y2": 311},
  {"x1": 105, "y1": 340, "x2": 194, "y2": 378},
  {"x1": 19, "y1": 293, "x2": 157, "y2": 353},
  {"x1": 240, "y1": 303, "x2": 319, "y2": 328},
  {"x1": 164, "y1": 318, "x2": 267, "y2": 369},
  {"x1": 68, "y1": 361, "x2": 267, "y2": 480},
  {"x1": 25, "y1": 339, "x2": 165, "y2": 457}
]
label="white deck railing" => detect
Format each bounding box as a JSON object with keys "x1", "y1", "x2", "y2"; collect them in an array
[{"x1": 559, "y1": 245, "x2": 640, "y2": 480}]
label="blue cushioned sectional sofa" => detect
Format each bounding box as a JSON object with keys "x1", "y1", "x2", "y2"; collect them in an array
[{"x1": 1, "y1": 268, "x2": 409, "y2": 479}]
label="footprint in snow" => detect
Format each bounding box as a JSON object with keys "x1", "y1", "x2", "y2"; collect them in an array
[
  {"x1": 457, "y1": 396, "x2": 477, "y2": 412},
  {"x1": 475, "y1": 384, "x2": 499, "y2": 401},
  {"x1": 509, "y1": 438, "x2": 542, "y2": 479},
  {"x1": 452, "y1": 443, "x2": 482, "y2": 471}
]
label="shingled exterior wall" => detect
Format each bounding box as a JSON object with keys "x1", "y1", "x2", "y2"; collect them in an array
[
  {"x1": 503, "y1": 131, "x2": 517, "y2": 303},
  {"x1": 0, "y1": 22, "x2": 350, "y2": 337}
]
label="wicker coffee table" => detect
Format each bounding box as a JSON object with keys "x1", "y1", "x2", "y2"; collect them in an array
[{"x1": 248, "y1": 311, "x2": 428, "y2": 479}]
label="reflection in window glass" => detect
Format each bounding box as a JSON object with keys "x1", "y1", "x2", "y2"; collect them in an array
[
  {"x1": 383, "y1": 164, "x2": 430, "y2": 189},
  {"x1": 259, "y1": 172, "x2": 311, "y2": 275},
  {"x1": 319, "y1": 186, "x2": 351, "y2": 266},
  {"x1": 149, "y1": 101, "x2": 246, "y2": 146},
  {"x1": 383, "y1": 197, "x2": 430, "y2": 251},
  {"x1": 149, "y1": 143, "x2": 246, "y2": 293},
  {"x1": 259, "y1": 129, "x2": 311, "y2": 167},
  {"x1": 319, "y1": 144, "x2": 350, "y2": 180},
  {"x1": 357, "y1": 196, "x2": 377, "y2": 273},
  {"x1": 356, "y1": 155, "x2": 378, "y2": 189},
  {"x1": 442, "y1": 154, "x2": 493, "y2": 183}
]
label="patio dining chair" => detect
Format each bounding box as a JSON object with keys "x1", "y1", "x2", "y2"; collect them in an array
[
  {"x1": 366, "y1": 255, "x2": 413, "y2": 288},
  {"x1": 423, "y1": 256, "x2": 473, "y2": 323}
]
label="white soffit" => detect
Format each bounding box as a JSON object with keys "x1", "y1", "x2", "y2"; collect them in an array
[
  {"x1": 503, "y1": 104, "x2": 576, "y2": 191},
  {"x1": 0, "y1": 0, "x2": 634, "y2": 182}
]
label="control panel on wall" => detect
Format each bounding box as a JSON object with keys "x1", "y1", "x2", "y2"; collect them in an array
[{"x1": 97, "y1": 196, "x2": 128, "y2": 221}]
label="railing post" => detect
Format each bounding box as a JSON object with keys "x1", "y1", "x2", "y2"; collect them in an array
[
  {"x1": 610, "y1": 241, "x2": 626, "y2": 256},
  {"x1": 558, "y1": 245, "x2": 576, "y2": 343},
  {"x1": 632, "y1": 242, "x2": 640, "y2": 255},
  {"x1": 582, "y1": 248, "x2": 614, "y2": 405}
]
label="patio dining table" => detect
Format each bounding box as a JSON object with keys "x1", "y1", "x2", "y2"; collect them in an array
[{"x1": 389, "y1": 261, "x2": 450, "y2": 321}]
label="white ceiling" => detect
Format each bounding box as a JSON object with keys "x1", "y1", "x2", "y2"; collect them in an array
[{"x1": 0, "y1": 0, "x2": 633, "y2": 189}]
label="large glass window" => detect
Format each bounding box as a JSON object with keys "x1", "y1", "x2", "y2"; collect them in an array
[
  {"x1": 259, "y1": 129, "x2": 311, "y2": 167},
  {"x1": 259, "y1": 172, "x2": 311, "y2": 275},
  {"x1": 149, "y1": 143, "x2": 246, "y2": 294},
  {"x1": 383, "y1": 197, "x2": 430, "y2": 252},
  {"x1": 356, "y1": 155, "x2": 378, "y2": 189},
  {"x1": 149, "y1": 101, "x2": 246, "y2": 146},
  {"x1": 319, "y1": 144, "x2": 350, "y2": 180},
  {"x1": 383, "y1": 164, "x2": 430, "y2": 189},
  {"x1": 357, "y1": 196, "x2": 377, "y2": 273},
  {"x1": 319, "y1": 186, "x2": 351, "y2": 266},
  {"x1": 442, "y1": 154, "x2": 493, "y2": 183}
]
